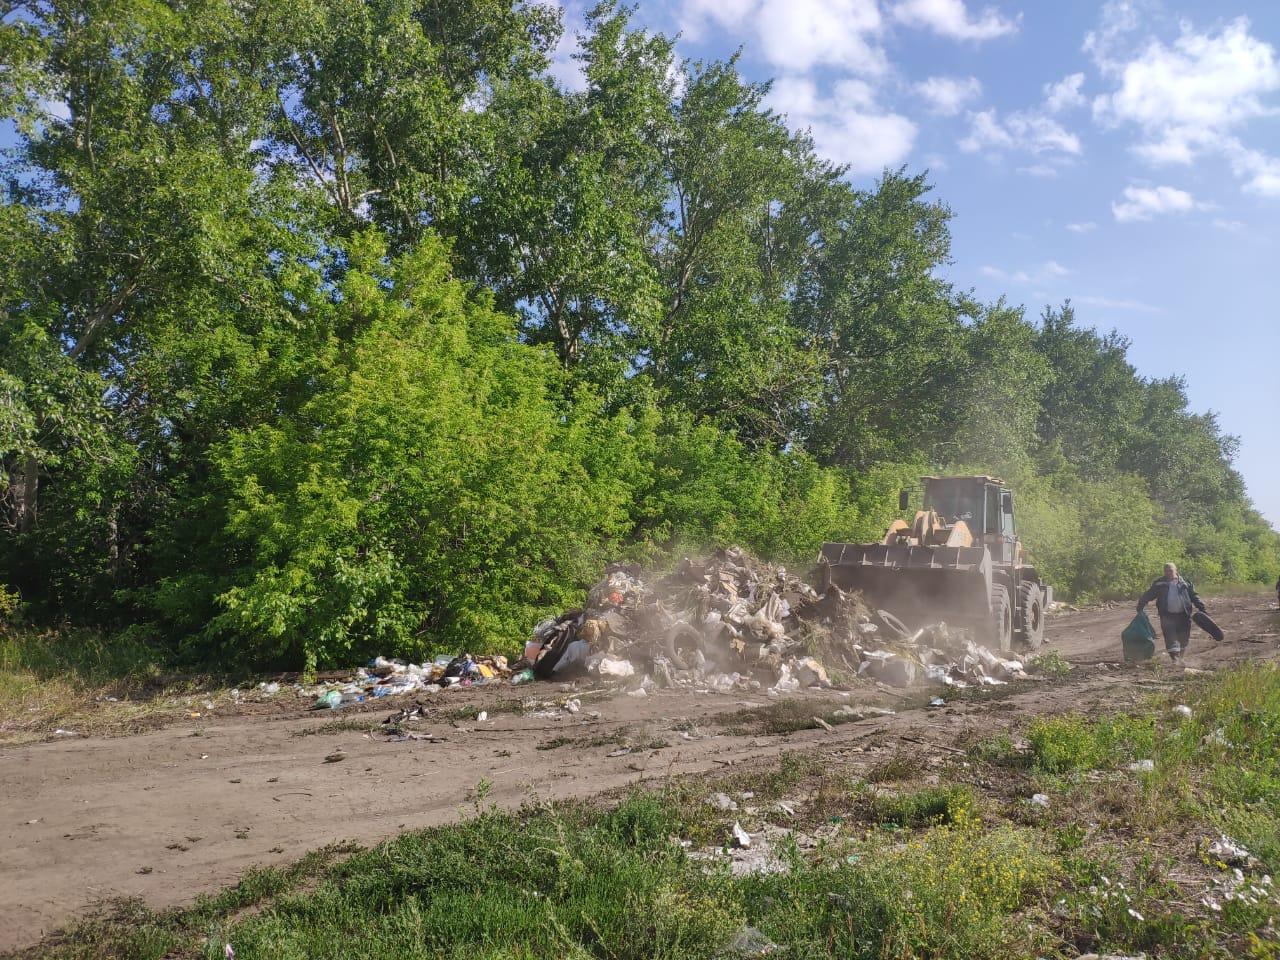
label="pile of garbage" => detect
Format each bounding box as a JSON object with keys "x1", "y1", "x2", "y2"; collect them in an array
[
  {"x1": 307, "y1": 653, "x2": 511, "y2": 709},
  {"x1": 513, "y1": 546, "x2": 1029, "y2": 694}
]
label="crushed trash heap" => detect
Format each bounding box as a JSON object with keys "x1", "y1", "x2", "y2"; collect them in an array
[{"x1": 512, "y1": 546, "x2": 1029, "y2": 693}]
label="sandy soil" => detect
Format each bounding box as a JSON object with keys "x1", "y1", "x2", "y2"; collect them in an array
[{"x1": 2, "y1": 594, "x2": 1277, "y2": 951}]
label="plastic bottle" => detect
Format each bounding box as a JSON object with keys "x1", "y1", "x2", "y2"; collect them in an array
[{"x1": 511, "y1": 668, "x2": 536, "y2": 685}]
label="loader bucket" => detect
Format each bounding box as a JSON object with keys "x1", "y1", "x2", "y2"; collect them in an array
[{"x1": 818, "y1": 542, "x2": 994, "y2": 626}]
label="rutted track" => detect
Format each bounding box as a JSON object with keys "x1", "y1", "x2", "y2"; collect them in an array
[{"x1": 2, "y1": 595, "x2": 1277, "y2": 951}]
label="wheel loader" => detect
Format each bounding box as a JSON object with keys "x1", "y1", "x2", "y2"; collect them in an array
[{"x1": 816, "y1": 476, "x2": 1051, "y2": 652}]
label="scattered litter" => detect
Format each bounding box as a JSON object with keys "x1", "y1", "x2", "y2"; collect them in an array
[
  {"x1": 594, "y1": 656, "x2": 635, "y2": 679},
  {"x1": 1172, "y1": 704, "x2": 1193, "y2": 718},
  {"x1": 1207, "y1": 835, "x2": 1255, "y2": 868},
  {"x1": 562, "y1": 699, "x2": 581, "y2": 714},
  {"x1": 1030, "y1": 793, "x2": 1050, "y2": 808},
  {"x1": 383, "y1": 704, "x2": 425, "y2": 725},
  {"x1": 1128, "y1": 759, "x2": 1154, "y2": 773},
  {"x1": 775, "y1": 801, "x2": 796, "y2": 818},
  {"x1": 1203, "y1": 727, "x2": 1229, "y2": 747},
  {"x1": 929, "y1": 697, "x2": 946, "y2": 707},
  {"x1": 313, "y1": 690, "x2": 343, "y2": 710},
  {"x1": 384, "y1": 730, "x2": 446, "y2": 743},
  {"x1": 724, "y1": 925, "x2": 778, "y2": 957},
  {"x1": 475, "y1": 711, "x2": 488, "y2": 723},
  {"x1": 812, "y1": 716, "x2": 834, "y2": 732},
  {"x1": 730, "y1": 822, "x2": 752, "y2": 849},
  {"x1": 53, "y1": 729, "x2": 78, "y2": 737},
  {"x1": 709, "y1": 792, "x2": 739, "y2": 812}
]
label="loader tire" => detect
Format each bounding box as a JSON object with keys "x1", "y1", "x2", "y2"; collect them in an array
[
  {"x1": 1018, "y1": 583, "x2": 1045, "y2": 651},
  {"x1": 987, "y1": 584, "x2": 1013, "y2": 653}
]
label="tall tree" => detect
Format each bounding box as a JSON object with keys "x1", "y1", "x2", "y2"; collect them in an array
[{"x1": 797, "y1": 170, "x2": 969, "y2": 469}]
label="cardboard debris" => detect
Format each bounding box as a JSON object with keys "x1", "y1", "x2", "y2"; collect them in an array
[{"x1": 516, "y1": 546, "x2": 1030, "y2": 698}]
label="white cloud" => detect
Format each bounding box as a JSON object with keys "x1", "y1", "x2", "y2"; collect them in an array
[
  {"x1": 683, "y1": 0, "x2": 887, "y2": 76},
  {"x1": 1074, "y1": 294, "x2": 1162, "y2": 313},
  {"x1": 913, "y1": 75, "x2": 982, "y2": 115},
  {"x1": 1082, "y1": 0, "x2": 1145, "y2": 71},
  {"x1": 1212, "y1": 217, "x2": 1245, "y2": 232},
  {"x1": 1090, "y1": 14, "x2": 1280, "y2": 196},
  {"x1": 1111, "y1": 184, "x2": 1208, "y2": 222},
  {"x1": 767, "y1": 76, "x2": 916, "y2": 174},
  {"x1": 957, "y1": 67, "x2": 1085, "y2": 165},
  {"x1": 959, "y1": 109, "x2": 1013, "y2": 151},
  {"x1": 1043, "y1": 73, "x2": 1086, "y2": 113},
  {"x1": 981, "y1": 260, "x2": 1072, "y2": 285},
  {"x1": 890, "y1": 0, "x2": 1018, "y2": 41},
  {"x1": 1225, "y1": 142, "x2": 1280, "y2": 197},
  {"x1": 959, "y1": 107, "x2": 1080, "y2": 157},
  {"x1": 1065, "y1": 221, "x2": 1097, "y2": 233}
]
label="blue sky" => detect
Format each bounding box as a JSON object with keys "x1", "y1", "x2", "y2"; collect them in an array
[{"x1": 554, "y1": 0, "x2": 1280, "y2": 526}]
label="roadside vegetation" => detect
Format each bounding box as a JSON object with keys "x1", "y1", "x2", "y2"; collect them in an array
[
  {"x1": 21, "y1": 661, "x2": 1279, "y2": 960},
  {"x1": 3, "y1": 0, "x2": 1278, "y2": 678}
]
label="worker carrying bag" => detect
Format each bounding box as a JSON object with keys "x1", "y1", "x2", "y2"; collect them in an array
[{"x1": 1122, "y1": 611, "x2": 1157, "y2": 661}]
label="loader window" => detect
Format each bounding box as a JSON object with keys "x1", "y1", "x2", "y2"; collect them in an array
[
  {"x1": 985, "y1": 486, "x2": 1001, "y2": 535},
  {"x1": 923, "y1": 481, "x2": 981, "y2": 526}
]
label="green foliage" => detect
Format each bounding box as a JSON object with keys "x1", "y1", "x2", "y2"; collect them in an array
[
  {"x1": 194, "y1": 234, "x2": 639, "y2": 667},
  {"x1": 2, "y1": 0, "x2": 1275, "y2": 666},
  {"x1": 1027, "y1": 712, "x2": 1156, "y2": 774},
  {"x1": 865, "y1": 784, "x2": 977, "y2": 827},
  {"x1": 1028, "y1": 650, "x2": 1073, "y2": 676}
]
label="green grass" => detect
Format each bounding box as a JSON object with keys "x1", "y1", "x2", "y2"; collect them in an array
[
  {"x1": 0, "y1": 624, "x2": 178, "y2": 741},
  {"x1": 18, "y1": 662, "x2": 1280, "y2": 960},
  {"x1": 24, "y1": 790, "x2": 1051, "y2": 960},
  {"x1": 1028, "y1": 650, "x2": 1074, "y2": 676},
  {"x1": 1026, "y1": 712, "x2": 1156, "y2": 774},
  {"x1": 863, "y1": 784, "x2": 977, "y2": 828}
]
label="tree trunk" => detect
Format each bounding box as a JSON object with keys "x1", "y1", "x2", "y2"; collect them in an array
[{"x1": 11, "y1": 455, "x2": 38, "y2": 533}]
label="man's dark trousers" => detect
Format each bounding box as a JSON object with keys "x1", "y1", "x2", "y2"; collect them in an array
[{"x1": 1159, "y1": 612, "x2": 1191, "y2": 657}]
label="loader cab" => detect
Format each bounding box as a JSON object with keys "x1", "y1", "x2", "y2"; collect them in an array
[{"x1": 922, "y1": 476, "x2": 1016, "y2": 560}]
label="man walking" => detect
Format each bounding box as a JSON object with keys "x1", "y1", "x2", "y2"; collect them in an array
[{"x1": 1138, "y1": 563, "x2": 1206, "y2": 663}]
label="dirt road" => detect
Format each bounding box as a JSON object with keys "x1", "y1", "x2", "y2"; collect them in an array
[{"x1": 3, "y1": 595, "x2": 1277, "y2": 951}]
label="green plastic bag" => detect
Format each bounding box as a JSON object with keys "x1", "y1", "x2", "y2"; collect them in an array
[{"x1": 1122, "y1": 611, "x2": 1157, "y2": 661}]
